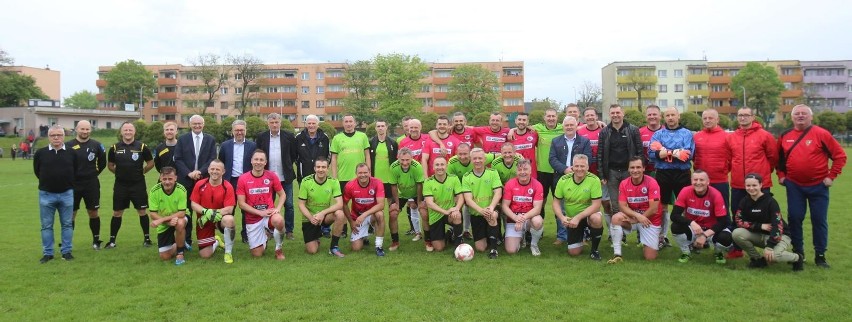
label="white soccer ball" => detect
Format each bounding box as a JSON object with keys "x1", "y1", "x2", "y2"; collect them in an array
[{"x1": 454, "y1": 243, "x2": 474, "y2": 261}]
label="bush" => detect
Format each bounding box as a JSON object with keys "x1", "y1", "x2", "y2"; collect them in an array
[
  {"x1": 319, "y1": 121, "x2": 336, "y2": 138},
  {"x1": 679, "y1": 112, "x2": 702, "y2": 131},
  {"x1": 365, "y1": 123, "x2": 376, "y2": 138},
  {"x1": 245, "y1": 116, "x2": 267, "y2": 139},
  {"x1": 624, "y1": 109, "x2": 646, "y2": 127},
  {"x1": 471, "y1": 112, "x2": 491, "y2": 126}
]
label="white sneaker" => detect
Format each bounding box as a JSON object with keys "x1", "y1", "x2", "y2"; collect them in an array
[
  {"x1": 530, "y1": 245, "x2": 541, "y2": 256},
  {"x1": 412, "y1": 232, "x2": 422, "y2": 241}
]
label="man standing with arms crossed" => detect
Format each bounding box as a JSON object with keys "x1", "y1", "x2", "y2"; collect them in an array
[
  {"x1": 294, "y1": 114, "x2": 330, "y2": 183},
  {"x1": 725, "y1": 107, "x2": 776, "y2": 259},
  {"x1": 256, "y1": 113, "x2": 298, "y2": 240},
  {"x1": 648, "y1": 107, "x2": 694, "y2": 248},
  {"x1": 34, "y1": 126, "x2": 77, "y2": 263},
  {"x1": 218, "y1": 120, "x2": 256, "y2": 244},
  {"x1": 174, "y1": 115, "x2": 217, "y2": 249},
  {"x1": 67, "y1": 120, "x2": 107, "y2": 250},
  {"x1": 778, "y1": 104, "x2": 846, "y2": 268},
  {"x1": 107, "y1": 122, "x2": 155, "y2": 249}
]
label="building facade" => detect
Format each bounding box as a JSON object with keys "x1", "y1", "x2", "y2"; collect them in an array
[
  {"x1": 95, "y1": 61, "x2": 524, "y2": 128},
  {"x1": 0, "y1": 106, "x2": 140, "y2": 138},
  {"x1": 0, "y1": 66, "x2": 61, "y2": 101},
  {"x1": 801, "y1": 60, "x2": 852, "y2": 113}
]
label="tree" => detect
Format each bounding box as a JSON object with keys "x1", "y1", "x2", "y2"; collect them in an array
[
  {"x1": 318, "y1": 121, "x2": 337, "y2": 138},
  {"x1": 103, "y1": 59, "x2": 157, "y2": 110},
  {"x1": 64, "y1": 90, "x2": 98, "y2": 109},
  {"x1": 679, "y1": 112, "x2": 702, "y2": 131},
  {"x1": 420, "y1": 112, "x2": 439, "y2": 133},
  {"x1": 186, "y1": 53, "x2": 230, "y2": 116},
  {"x1": 529, "y1": 110, "x2": 544, "y2": 125},
  {"x1": 815, "y1": 111, "x2": 846, "y2": 134},
  {"x1": 228, "y1": 53, "x2": 263, "y2": 118},
  {"x1": 447, "y1": 64, "x2": 500, "y2": 116},
  {"x1": 244, "y1": 116, "x2": 267, "y2": 138},
  {"x1": 373, "y1": 53, "x2": 429, "y2": 127},
  {"x1": 846, "y1": 111, "x2": 852, "y2": 132},
  {"x1": 717, "y1": 114, "x2": 734, "y2": 130},
  {"x1": 577, "y1": 81, "x2": 602, "y2": 109},
  {"x1": 528, "y1": 97, "x2": 561, "y2": 112},
  {"x1": 140, "y1": 121, "x2": 164, "y2": 146},
  {"x1": 0, "y1": 47, "x2": 13, "y2": 66},
  {"x1": 0, "y1": 72, "x2": 48, "y2": 106},
  {"x1": 624, "y1": 109, "x2": 646, "y2": 127},
  {"x1": 471, "y1": 112, "x2": 491, "y2": 126},
  {"x1": 731, "y1": 62, "x2": 784, "y2": 119},
  {"x1": 343, "y1": 60, "x2": 376, "y2": 126},
  {"x1": 624, "y1": 69, "x2": 656, "y2": 113}
]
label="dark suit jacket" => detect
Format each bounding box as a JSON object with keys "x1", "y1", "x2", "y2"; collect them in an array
[
  {"x1": 174, "y1": 131, "x2": 218, "y2": 188},
  {"x1": 549, "y1": 134, "x2": 593, "y2": 175},
  {"x1": 218, "y1": 139, "x2": 257, "y2": 180},
  {"x1": 255, "y1": 130, "x2": 298, "y2": 183}
]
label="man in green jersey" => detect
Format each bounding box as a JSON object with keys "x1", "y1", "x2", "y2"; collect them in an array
[
  {"x1": 462, "y1": 148, "x2": 503, "y2": 259},
  {"x1": 447, "y1": 143, "x2": 474, "y2": 239},
  {"x1": 553, "y1": 154, "x2": 604, "y2": 260},
  {"x1": 298, "y1": 157, "x2": 347, "y2": 257},
  {"x1": 370, "y1": 119, "x2": 414, "y2": 239},
  {"x1": 331, "y1": 114, "x2": 371, "y2": 192},
  {"x1": 491, "y1": 142, "x2": 521, "y2": 185},
  {"x1": 388, "y1": 148, "x2": 426, "y2": 251},
  {"x1": 423, "y1": 156, "x2": 464, "y2": 253},
  {"x1": 147, "y1": 167, "x2": 188, "y2": 265}
]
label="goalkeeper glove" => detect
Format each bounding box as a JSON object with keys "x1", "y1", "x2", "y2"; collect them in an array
[
  {"x1": 650, "y1": 141, "x2": 663, "y2": 151},
  {"x1": 197, "y1": 208, "x2": 214, "y2": 227},
  {"x1": 672, "y1": 149, "x2": 691, "y2": 162}
]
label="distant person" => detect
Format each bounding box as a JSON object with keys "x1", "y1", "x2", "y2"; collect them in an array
[
  {"x1": 147, "y1": 167, "x2": 188, "y2": 265},
  {"x1": 106, "y1": 122, "x2": 155, "y2": 249},
  {"x1": 153, "y1": 121, "x2": 178, "y2": 173},
  {"x1": 34, "y1": 125, "x2": 78, "y2": 263},
  {"x1": 732, "y1": 173, "x2": 804, "y2": 271},
  {"x1": 777, "y1": 104, "x2": 847, "y2": 268},
  {"x1": 66, "y1": 120, "x2": 107, "y2": 250}
]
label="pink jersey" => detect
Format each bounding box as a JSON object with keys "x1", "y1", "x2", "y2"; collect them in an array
[
  {"x1": 474, "y1": 126, "x2": 509, "y2": 153},
  {"x1": 577, "y1": 126, "x2": 602, "y2": 174},
  {"x1": 674, "y1": 186, "x2": 727, "y2": 229},
  {"x1": 511, "y1": 129, "x2": 538, "y2": 175},
  {"x1": 343, "y1": 177, "x2": 385, "y2": 219},
  {"x1": 399, "y1": 134, "x2": 430, "y2": 157},
  {"x1": 451, "y1": 128, "x2": 477, "y2": 148},
  {"x1": 424, "y1": 135, "x2": 462, "y2": 176},
  {"x1": 502, "y1": 177, "x2": 543, "y2": 222},
  {"x1": 236, "y1": 170, "x2": 283, "y2": 224},
  {"x1": 639, "y1": 126, "x2": 659, "y2": 172},
  {"x1": 618, "y1": 175, "x2": 663, "y2": 226}
]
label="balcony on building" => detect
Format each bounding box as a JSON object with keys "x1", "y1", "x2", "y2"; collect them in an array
[
  {"x1": 325, "y1": 106, "x2": 344, "y2": 114},
  {"x1": 502, "y1": 105, "x2": 525, "y2": 113},
  {"x1": 686, "y1": 74, "x2": 710, "y2": 83},
  {"x1": 709, "y1": 76, "x2": 731, "y2": 84},
  {"x1": 325, "y1": 91, "x2": 346, "y2": 99},
  {"x1": 502, "y1": 91, "x2": 524, "y2": 99},
  {"x1": 502, "y1": 69, "x2": 524, "y2": 83},
  {"x1": 433, "y1": 92, "x2": 448, "y2": 100},
  {"x1": 263, "y1": 77, "x2": 297, "y2": 86},
  {"x1": 616, "y1": 90, "x2": 658, "y2": 99},
  {"x1": 158, "y1": 106, "x2": 178, "y2": 114},
  {"x1": 780, "y1": 74, "x2": 803, "y2": 83},
  {"x1": 157, "y1": 92, "x2": 178, "y2": 100},
  {"x1": 433, "y1": 106, "x2": 453, "y2": 114},
  {"x1": 709, "y1": 91, "x2": 733, "y2": 99},
  {"x1": 781, "y1": 89, "x2": 803, "y2": 98},
  {"x1": 96, "y1": 79, "x2": 107, "y2": 87},
  {"x1": 616, "y1": 75, "x2": 658, "y2": 84}
]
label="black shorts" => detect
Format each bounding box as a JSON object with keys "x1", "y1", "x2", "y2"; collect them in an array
[
  {"x1": 428, "y1": 216, "x2": 448, "y2": 241},
  {"x1": 113, "y1": 181, "x2": 148, "y2": 210},
  {"x1": 157, "y1": 226, "x2": 176, "y2": 250},
  {"x1": 73, "y1": 178, "x2": 101, "y2": 211},
  {"x1": 383, "y1": 183, "x2": 394, "y2": 204},
  {"x1": 302, "y1": 222, "x2": 323, "y2": 243},
  {"x1": 339, "y1": 180, "x2": 349, "y2": 194},
  {"x1": 566, "y1": 218, "x2": 592, "y2": 245},
  {"x1": 656, "y1": 169, "x2": 691, "y2": 205},
  {"x1": 470, "y1": 215, "x2": 489, "y2": 241}
]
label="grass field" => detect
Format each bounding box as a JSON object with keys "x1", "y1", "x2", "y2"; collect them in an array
[{"x1": 2, "y1": 136, "x2": 850, "y2": 321}]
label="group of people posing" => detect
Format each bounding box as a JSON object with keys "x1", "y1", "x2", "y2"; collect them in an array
[{"x1": 34, "y1": 103, "x2": 845, "y2": 270}]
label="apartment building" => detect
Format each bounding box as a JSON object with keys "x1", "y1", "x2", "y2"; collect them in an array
[
  {"x1": 95, "y1": 61, "x2": 524, "y2": 128},
  {"x1": 0, "y1": 65, "x2": 61, "y2": 101},
  {"x1": 801, "y1": 60, "x2": 852, "y2": 113}
]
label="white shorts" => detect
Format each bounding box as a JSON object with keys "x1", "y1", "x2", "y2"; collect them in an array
[
  {"x1": 246, "y1": 217, "x2": 272, "y2": 250},
  {"x1": 504, "y1": 221, "x2": 529, "y2": 238},
  {"x1": 158, "y1": 244, "x2": 174, "y2": 253},
  {"x1": 350, "y1": 215, "x2": 373, "y2": 242},
  {"x1": 600, "y1": 183, "x2": 610, "y2": 201},
  {"x1": 623, "y1": 223, "x2": 662, "y2": 250}
]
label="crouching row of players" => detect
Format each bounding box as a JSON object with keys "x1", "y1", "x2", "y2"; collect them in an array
[{"x1": 150, "y1": 149, "x2": 802, "y2": 270}]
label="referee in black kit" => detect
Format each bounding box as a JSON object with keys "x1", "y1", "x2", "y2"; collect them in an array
[{"x1": 67, "y1": 120, "x2": 107, "y2": 250}]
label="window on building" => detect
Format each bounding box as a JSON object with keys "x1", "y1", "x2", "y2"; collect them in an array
[
  {"x1": 164, "y1": 114, "x2": 176, "y2": 121},
  {"x1": 185, "y1": 74, "x2": 198, "y2": 80},
  {"x1": 435, "y1": 70, "x2": 453, "y2": 78},
  {"x1": 235, "y1": 87, "x2": 243, "y2": 94},
  {"x1": 151, "y1": 101, "x2": 159, "y2": 108},
  {"x1": 421, "y1": 85, "x2": 431, "y2": 93},
  {"x1": 327, "y1": 85, "x2": 344, "y2": 92},
  {"x1": 503, "y1": 83, "x2": 523, "y2": 91},
  {"x1": 302, "y1": 86, "x2": 309, "y2": 94},
  {"x1": 327, "y1": 99, "x2": 342, "y2": 106},
  {"x1": 712, "y1": 100, "x2": 723, "y2": 107},
  {"x1": 316, "y1": 86, "x2": 324, "y2": 94},
  {"x1": 327, "y1": 70, "x2": 343, "y2": 78},
  {"x1": 729, "y1": 70, "x2": 739, "y2": 77},
  {"x1": 618, "y1": 99, "x2": 634, "y2": 107},
  {"x1": 658, "y1": 70, "x2": 667, "y2": 78},
  {"x1": 675, "y1": 84, "x2": 683, "y2": 92},
  {"x1": 781, "y1": 68, "x2": 795, "y2": 75},
  {"x1": 221, "y1": 101, "x2": 229, "y2": 109},
  {"x1": 658, "y1": 84, "x2": 667, "y2": 93},
  {"x1": 674, "y1": 69, "x2": 683, "y2": 77},
  {"x1": 106, "y1": 121, "x2": 112, "y2": 129},
  {"x1": 301, "y1": 72, "x2": 309, "y2": 80},
  {"x1": 502, "y1": 99, "x2": 522, "y2": 106},
  {"x1": 784, "y1": 82, "x2": 793, "y2": 90},
  {"x1": 221, "y1": 87, "x2": 228, "y2": 94},
  {"x1": 235, "y1": 73, "x2": 242, "y2": 80},
  {"x1": 711, "y1": 85, "x2": 725, "y2": 92},
  {"x1": 435, "y1": 85, "x2": 449, "y2": 92},
  {"x1": 265, "y1": 100, "x2": 279, "y2": 108},
  {"x1": 164, "y1": 100, "x2": 176, "y2": 106},
  {"x1": 689, "y1": 68, "x2": 705, "y2": 75},
  {"x1": 315, "y1": 100, "x2": 324, "y2": 108},
  {"x1": 690, "y1": 98, "x2": 704, "y2": 105},
  {"x1": 617, "y1": 69, "x2": 630, "y2": 76},
  {"x1": 151, "y1": 115, "x2": 159, "y2": 122},
  {"x1": 689, "y1": 83, "x2": 704, "y2": 90},
  {"x1": 710, "y1": 70, "x2": 723, "y2": 76},
  {"x1": 658, "y1": 99, "x2": 668, "y2": 107},
  {"x1": 301, "y1": 101, "x2": 309, "y2": 108},
  {"x1": 316, "y1": 72, "x2": 324, "y2": 80},
  {"x1": 674, "y1": 99, "x2": 684, "y2": 107}
]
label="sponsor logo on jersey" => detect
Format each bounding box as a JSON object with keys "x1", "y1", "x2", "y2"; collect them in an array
[
  {"x1": 513, "y1": 196, "x2": 533, "y2": 202},
  {"x1": 687, "y1": 207, "x2": 710, "y2": 217},
  {"x1": 589, "y1": 139, "x2": 598, "y2": 147},
  {"x1": 248, "y1": 187, "x2": 270, "y2": 194},
  {"x1": 485, "y1": 136, "x2": 506, "y2": 143},
  {"x1": 627, "y1": 196, "x2": 649, "y2": 203},
  {"x1": 515, "y1": 143, "x2": 534, "y2": 150},
  {"x1": 355, "y1": 198, "x2": 375, "y2": 204}
]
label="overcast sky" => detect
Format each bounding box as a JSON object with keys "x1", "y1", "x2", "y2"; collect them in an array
[{"x1": 3, "y1": 0, "x2": 850, "y2": 106}]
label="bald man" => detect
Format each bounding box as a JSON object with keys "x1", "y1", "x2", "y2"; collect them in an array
[{"x1": 67, "y1": 120, "x2": 107, "y2": 250}]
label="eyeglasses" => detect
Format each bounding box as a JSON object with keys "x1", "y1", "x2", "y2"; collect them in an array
[
  {"x1": 737, "y1": 114, "x2": 753, "y2": 118},
  {"x1": 48, "y1": 134, "x2": 64, "y2": 137}
]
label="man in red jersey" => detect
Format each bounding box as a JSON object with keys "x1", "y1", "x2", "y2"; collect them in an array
[
  {"x1": 510, "y1": 112, "x2": 538, "y2": 177},
  {"x1": 639, "y1": 105, "x2": 663, "y2": 175},
  {"x1": 778, "y1": 104, "x2": 846, "y2": 268},
  {"x1": 501, "y1": 159, "x2": 545, "y2": 256},
  {"x1": 669, "y1": 170, "x2": 732, "y2": 264},
  {"x1": 343, "y1": 163, "x2": 387, "y2": 256},
  {"x1": 423, "y1": 115, "x2": 462, "y2": 176},
  {"x1": 190, "y1": 160, "x2": 236, "y2": 263},
  {"x1": 725, "y1": 106, "x2": 776, "y2": 259},
  {"x1": 577, "y1": 107, "x2": 608, "y2": 217},
  {"x1": 473, "y1": 112, "x2": 509, "y2": 154},
  {"x1": 236, "y1": 149, "x2": 287, "y2": 260},
  {"x1": 608, "y1": 156, "x2": 663, "y2": 263}
]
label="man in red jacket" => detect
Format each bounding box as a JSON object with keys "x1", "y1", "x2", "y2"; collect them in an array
[
  {"x1": 778, "y1": 105, "x2": 846, "y2": 268},
  {"x1": 725, "y1": 107, "x2": 777, "y2": 259},
  {"x1": 694, "y1": 109, "x2": 730, "y2": 211}
]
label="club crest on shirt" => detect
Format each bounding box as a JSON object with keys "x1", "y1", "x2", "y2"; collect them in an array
[
  {"x1": 641, "y1": 187, "x2": 647, "y2": 194},
  {"x1": 447, "y1": 141, "x2": 454, "y2": 147},
  {"x1": 527, "y1": 136, "x2": 534, "y2": 142},
  {"x1": 369, "y1": 189, "x2": 375, "y2": 196},
  {"x1": 131, "y1": 152, "x2": 139, "y2": 161},
  {"x1": 465, "y1": 135, "x2": 471, "y2": 140},
  {"x1": 704, "y1": 200, "x2": 710, "y2": 207},
  {"x1": 88, "y1": 152, "x2": 95, "y2": 161},
  {"x1": 263, "y1": 178, "x2": 270, "y2": 185},
  {"x1": 527, "y1": 188, "x2": 533, "y2": 195},
  {"x1": 806, "y1": 140, "x2": 812, "y2": 146}
]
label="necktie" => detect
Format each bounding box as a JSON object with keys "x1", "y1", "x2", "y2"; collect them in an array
[{"x1": 194, "y1": 135, "x2": 201, "y2": 170}]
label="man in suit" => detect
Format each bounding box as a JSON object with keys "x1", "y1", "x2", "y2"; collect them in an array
[
  {"x1": 255, "y1": 113, "x2": 298, "y2": 240},
  {"x1": 173, "y1": 114, "x2": 218, "y2": 249},
  {"x1": 218, "y1": 119, "x2": 257, "y2": 243},
  {"x1": 549, "y1": 115, "x2": 593, "y2": 245}
]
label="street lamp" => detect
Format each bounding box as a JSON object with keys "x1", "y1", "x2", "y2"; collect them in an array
[{"x1": 740, "y1": 86, "x2": 747, "y2": 107}]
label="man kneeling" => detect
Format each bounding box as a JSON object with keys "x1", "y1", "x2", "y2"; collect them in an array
[
  {"x1": 298, "y1": 157, "x2": 347, "y2": 257},
  {"x1": 609, "y1": 157, "x2": 663, "y2": 263},
  {"x1": 148, "y1": 167, "x2": 188, "y2": 265},
  {"x1": 670, "y1": 170, "x2": 732, "y2": 264},
  {"x1": 190, "y1": 160, "x2": 236, "y2": 263},
  {"x1": 343, "y1": 163, "x2": 387, "y2": 256}
]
